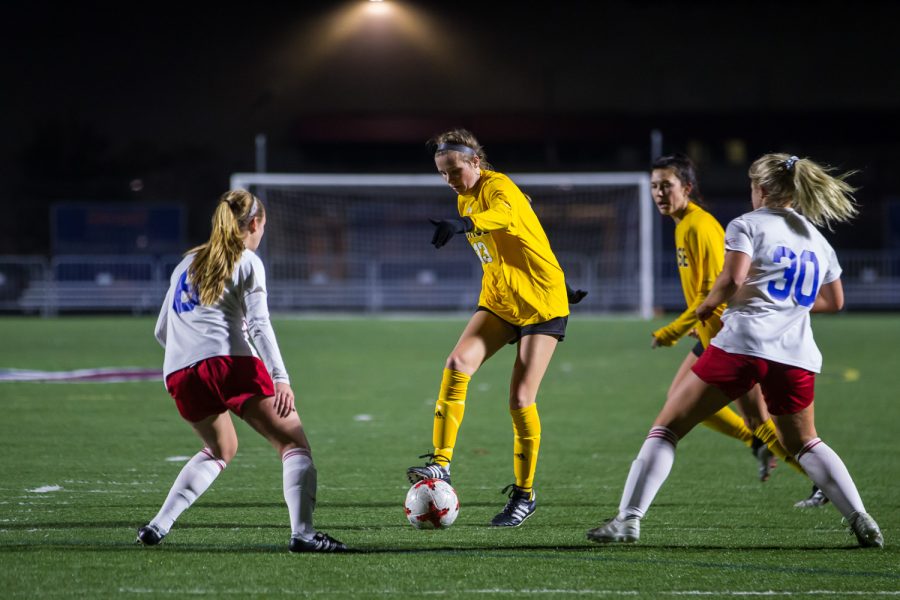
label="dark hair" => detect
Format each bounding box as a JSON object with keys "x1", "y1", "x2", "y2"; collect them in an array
[{"x1": 651, "y1": 153, "x2": 702, "y2": 203}]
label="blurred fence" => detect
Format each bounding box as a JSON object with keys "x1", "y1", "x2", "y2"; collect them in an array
[{"x1": 2, "y1": 251, "x2": 898, "y2": 315}]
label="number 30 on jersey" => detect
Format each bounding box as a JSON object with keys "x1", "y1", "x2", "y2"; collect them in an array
[{"x1": 767, "y1": 246, "x2": 819, "y2": 307}]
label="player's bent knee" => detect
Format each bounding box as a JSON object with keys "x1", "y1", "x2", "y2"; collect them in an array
[
  {"x1": 280, "y1": 441, "x2": 312, "y2": 457},
  {"x1": 445, "y1": 354, "x2": 475, "y2": 374},
  {"x1": 209, "y1": 442, "x2": 237, "y2": 463},
  {"x1": 508, "y1": 388, "x2": 536, "y2": 410}
]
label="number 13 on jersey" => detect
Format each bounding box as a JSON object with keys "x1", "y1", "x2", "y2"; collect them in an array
[
  {"x1": 472, "y1": 241, "x2": 494, "y2": 264},
  {"x1": 767, "y1": 246, "x2": 820, "y2": 307}
]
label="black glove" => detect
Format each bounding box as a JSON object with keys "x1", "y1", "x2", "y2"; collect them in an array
[
  {"x1": 566, "y1": 282, "x2": 588, "y2": 305},
  {"x1": 429, "y1": 217, "x2": 473, "y2": 248}
]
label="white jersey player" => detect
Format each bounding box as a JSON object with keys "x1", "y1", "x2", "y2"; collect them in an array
[
  {"x1": 137, "y1": 190, "x2": 347, "y2": 553},
  {"x1": 588, "y1": 153, "x2": 882, "y2": 549}
]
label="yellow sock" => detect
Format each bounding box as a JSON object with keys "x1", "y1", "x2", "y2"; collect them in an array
[
  {"x1": 701, "y1": 406, "x2": 754, "y2": 445},
  {"x1": 753, "y1": 420, "x2": 806, "y2": 475},
  {"x1": 510, "y1": 403, "x2": 541, "y2": 492},
  {"x1": 432, "y1": 368, "x2": 469, "y2": 466}
]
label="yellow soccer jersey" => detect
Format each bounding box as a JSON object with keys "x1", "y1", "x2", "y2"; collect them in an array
[
  {"x1": 652, "y1": 202, "x2": 726, "y2": 348},
  {"x1": 457, "y1": 170, "x2": 568, "y2": 326}
]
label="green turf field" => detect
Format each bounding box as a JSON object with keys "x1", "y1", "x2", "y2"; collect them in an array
[{"x1": 0, "y1": 314, "x2": 897, "y2": 598}]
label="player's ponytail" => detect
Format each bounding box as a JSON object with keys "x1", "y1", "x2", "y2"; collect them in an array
[
  {"x1": 429, "y1": 128, "x2": 494, "y2": 171},
  {"x1": 749, "y1": 153, "x2": 858, "y2": 230},
  {"x1": 187, "y1": 190, "x2": 265, "y2": 305}
]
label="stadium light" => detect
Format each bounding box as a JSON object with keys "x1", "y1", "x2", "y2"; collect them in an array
[
  {"x1": 365, "y1": 0, "x2": 391, "y2": 17},
  {"x1": 274, "y1": 2, "x2": 457, "y2": 79}
]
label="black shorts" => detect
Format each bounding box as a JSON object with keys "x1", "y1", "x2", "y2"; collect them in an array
[
  {"x1": 691, "y1": 340, "x2": 705, "y2": 358},
  {"x1": 476, "y1": 306, "x2": 568, "y2": 344}
]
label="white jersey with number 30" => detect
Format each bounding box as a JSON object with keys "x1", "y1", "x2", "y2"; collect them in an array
[{"x1": 710, "y1": 207, "x2": 841, "y2": 373}]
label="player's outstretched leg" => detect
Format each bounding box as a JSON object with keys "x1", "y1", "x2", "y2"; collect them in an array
[
  {"x1": 408, "y1": 368, "x2": 470, "y2": 484},
  {"x1": 137, "y1": 448, "x2": 227, "y2": 546},
  {"x1": 795, "y1": 437, "x2": 882, "y2": 548},
  {"x1": 587, "y1": 426, "x2": 679, "y2": 545}
]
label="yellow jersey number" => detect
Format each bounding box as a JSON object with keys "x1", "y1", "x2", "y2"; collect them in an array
[{"x1": 473, "y1": 242, "x2": 494, "y2": 264}]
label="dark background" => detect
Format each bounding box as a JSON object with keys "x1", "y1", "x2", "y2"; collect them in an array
[{"x1": 4, "y1": 0, "x2": 900, "y2": 254}]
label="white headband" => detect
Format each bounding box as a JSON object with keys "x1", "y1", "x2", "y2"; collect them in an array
[{"x1": 246, "y1": 197, "x2": 259, "y2": 221}]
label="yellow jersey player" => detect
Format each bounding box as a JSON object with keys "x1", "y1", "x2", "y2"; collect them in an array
[
  {"x1": 407, "y1": 128, "x2": 578, "y2": 527},
  {"x1": 649, "y1": 154, "x2": 822, "y2": 506}
]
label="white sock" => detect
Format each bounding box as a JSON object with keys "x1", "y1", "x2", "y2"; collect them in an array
[
  {"x1": 617, "y1": 426, "x2": 679, "y2": 520},
  {"x1": 150, "y1": 448, "x2": 226, "y2": 534},
  {"x1": 796, "y1": 438, "x2": 866, "y2": 518},
  {"x1": 283, "y1": 447, "x2": 316, "y2": 540}
]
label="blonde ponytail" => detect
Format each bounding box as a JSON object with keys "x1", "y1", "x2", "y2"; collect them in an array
[
  {"x1": 748, "y1": 153, "x2": 858, "y2": 230},
  {"x1": 187, "y1": 190, "x2": 265, "y2": 305}
]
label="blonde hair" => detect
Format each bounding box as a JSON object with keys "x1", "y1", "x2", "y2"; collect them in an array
[
  {"x1": 748, "y1": 153, "x2": 858, "y2": 230},
  {"x1": 187, "y1": 190, "x2": 265, "y2": 305},
  {"x1": 429, "y1": 128, "x2": 494, "y2": 171}
]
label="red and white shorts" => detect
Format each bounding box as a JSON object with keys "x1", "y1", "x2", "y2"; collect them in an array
[
  {"x1": 165, "y1": 356, "x2": 274, "y2": 423},
  {"x1": 691, "y1": 344, "x2": 815, "y2": 415}
]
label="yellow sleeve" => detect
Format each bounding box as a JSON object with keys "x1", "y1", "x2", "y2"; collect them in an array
[
  {"x1": 652, "y1": 224, "x2": 722, "y2": 346},
  {"x1": 468, "y1": 178, "x2": 514, "y2": 232},
  {"x1": 652, "y1": 295, "x2": 705, "y2": 346}
]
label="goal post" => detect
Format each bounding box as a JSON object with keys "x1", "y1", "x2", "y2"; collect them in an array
[{"x1": 230, "y1": 172, "x2": 653, "y2": 318}]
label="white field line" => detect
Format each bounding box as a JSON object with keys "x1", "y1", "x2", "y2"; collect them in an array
[{"x1": 108, "y1": 589, "x2": 900, "y2": 597}]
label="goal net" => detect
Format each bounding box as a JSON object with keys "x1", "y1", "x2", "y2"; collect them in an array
[{"x1": 230, "y1": 173, "x2": 653, "y2": 317}]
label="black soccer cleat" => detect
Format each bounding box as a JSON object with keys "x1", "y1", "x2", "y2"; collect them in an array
[
  {"x1": 490, "y1": 484, "x2": 536, "y2": 527},
  {"x1": 289, "y1": 531, "x2": 349, "y2": 553},
  {"x1": 406, "y1": 452, "x2": 451, "y2": 485},
  {"x1": 136, "y1": 524, "x2": 165, "y2": 546}
]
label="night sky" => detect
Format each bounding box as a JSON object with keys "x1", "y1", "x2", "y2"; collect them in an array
[{"x1": 4, "y1": 1, "x2": 900, "y2": 252}]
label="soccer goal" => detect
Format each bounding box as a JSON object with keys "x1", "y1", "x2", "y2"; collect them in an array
[{"x1": 230, "y1": 172, "x2": 653, "y2": 317}]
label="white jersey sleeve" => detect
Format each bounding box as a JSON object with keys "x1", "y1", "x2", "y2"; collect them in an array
[
  {"x1": 154, "y1": 286, "x2": 170, "y2": 348},
  {"x1": 240, "y1": 253, "x2": 290, "y2": 384},
  {"x1": 723, "y1": 217, "x2": 753, "y2": 257},
  {"x1": 822, "y1": 245, "x2": 842, "y2": 284},
  {"x1": 711, "y1": 208, "x2": 841, "y2": 373}
]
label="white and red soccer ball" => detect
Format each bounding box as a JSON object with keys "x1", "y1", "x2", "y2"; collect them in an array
[{"x1": 404, "y1": 478, "x2": 459, "y2": 529}]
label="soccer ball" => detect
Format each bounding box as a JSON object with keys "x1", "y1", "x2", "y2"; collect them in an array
[{"x1": 404, "y1": 478, "x2": 459, "y2": 529}]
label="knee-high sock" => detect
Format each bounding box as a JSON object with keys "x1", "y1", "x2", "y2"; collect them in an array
[
  {"x1": 283, "y1": 447, "x2": 316, "y2": 539},
  {"x1": 753, "y1": 420, "x2": 806, "y2": 475},
  {"x1": 796, "y1": 438, "x2": 866, "y2": 518},
  {"x1": 511, "y1": 404, "x2": 541, "y2": 492},
  {"x1": 617, "y1": 426, "x2": 679, "y2": 520},
  {"x1": 701, "y1": 406, "x2": 753, "y2": 445},
  {"x1": 432, "y1": 368, "x2": 469, "y2": 465},
  {"x1": 150, "y1": 448, "x2": 226, "y2": 534}
]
